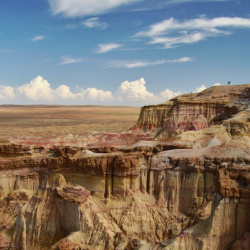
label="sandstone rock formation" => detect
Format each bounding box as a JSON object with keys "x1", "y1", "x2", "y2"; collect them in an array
[
  {"x1": 132, "y1": 84, "x2": 250, "y2": 140},
  {"x1": 0, "y1": 84, "x2": 250, "y2": 249}
]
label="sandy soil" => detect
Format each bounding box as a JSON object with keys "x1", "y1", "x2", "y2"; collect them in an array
[{"x1": 0, "y1": 105, "x2": 140, "y2": 139}]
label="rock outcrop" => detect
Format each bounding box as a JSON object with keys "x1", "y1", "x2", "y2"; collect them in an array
[
  {"x1": 133, "y1": 84, "x2": 250, "y2": 140},
  {"x1": 0, "y1": 84, "x2": 250, "y2": 249}
]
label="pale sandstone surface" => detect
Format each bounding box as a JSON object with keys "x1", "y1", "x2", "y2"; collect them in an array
[{"x1": 0, "y1": 84, "x2": 250, "y2": 249}]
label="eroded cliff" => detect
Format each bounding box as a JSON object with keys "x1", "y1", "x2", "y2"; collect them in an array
[
  {"x1": 0, "y1": 84, "x2": 250, "y2": 250},
  {"x1": 132, "y1": 84, "x2": 250, "y2": 140}
]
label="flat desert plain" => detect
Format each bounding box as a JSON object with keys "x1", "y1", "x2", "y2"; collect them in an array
[{"x1": 0, "y1": 105, "x2": 141, "y2": 139}]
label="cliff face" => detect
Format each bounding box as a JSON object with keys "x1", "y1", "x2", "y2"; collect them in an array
[
  {"x1": 1, "y1": 141, "x2": 250, "y2": 250},
  {"x1": 133, "y1": 84, "x2": 250, "y2": 140},
  {"x1": 0, "y1": 84, "x2": 250, "y2": 250}
]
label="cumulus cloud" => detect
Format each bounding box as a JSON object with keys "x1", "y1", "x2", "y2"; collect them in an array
[
  {"x1": 79, "y1": 88, "x2": 113, "y2": 101},
  {"x1": 214, "y1": 83, "x2": 221, "y2": 86},
  {"x1": 0, "y1": 86, "x2": 15, "y2": 100},
  {"x1": 95, "y1": 43, "x2": 122, "y2": 54},
  {"x1": 115, "y1": 78, "x2": 154, "y2": 102},
  {"x1": 31, "y1": 36, "x2": 45, "y2": 42},
  {"x1": 115, "y1": 78, "x2": 182, "y2": 104},
  {"x1": 82, "y1": 17, "x2": 107, "y2": 29},
  {"x1": 135, "y1": 17, "x2": 250, "y2": 48},
  {"x1": 195, "y1": 85, "x2": 206, "y2": 93},
  {"x1": 159, "y1": 88, "x2": 182, "y2": 100},
  {"x1": 56, "y1": 85, "x2": 75, "y2": 99},
  {"x1": 106, "y1": 57, "x2": 194, "y2": 68},
  {"x1": 15, "y1": 76, "x2": 113, "y2": 103},
  {"x1": 60, "y1": 56, "x2": 84, "y2": 65},
  {"x1": 49, "y1": 0, "x2": 143, "y2": 17},
  {"x1": 17, "y1": 76, "x2": 55, "y2": 101},
  {"x1": 0, "y1": 76, "x2": 218, "y2": 105}
]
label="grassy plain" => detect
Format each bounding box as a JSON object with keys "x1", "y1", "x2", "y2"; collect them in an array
[{"x1": 0, "y1": 105, "x2": 141, "y2": 139}]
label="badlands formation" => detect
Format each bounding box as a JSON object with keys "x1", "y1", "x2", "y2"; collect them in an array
[{"x1": 1, "y1": 84, "x2": 250, "y2": 250}]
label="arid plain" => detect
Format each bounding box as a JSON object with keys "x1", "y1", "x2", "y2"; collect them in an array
[{"x1": 0, "y1": 105, "x2": 140, "y2": 140}]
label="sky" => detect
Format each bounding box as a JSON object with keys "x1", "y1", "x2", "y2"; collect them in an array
[{"x1": 0, "y1": 0, "x2": 250, "y2": 105}]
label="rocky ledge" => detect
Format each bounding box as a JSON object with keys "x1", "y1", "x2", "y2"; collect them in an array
[{"x1": 0, "y1": 84, "x2": 250, "y2": 250}]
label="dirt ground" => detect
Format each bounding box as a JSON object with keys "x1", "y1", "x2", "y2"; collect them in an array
[{"x1": 0, "y1": 105, "x2": 141, "y2": 139}]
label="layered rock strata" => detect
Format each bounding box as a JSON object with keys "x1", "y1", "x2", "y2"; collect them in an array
[
  {"x1": 133, "y1": 84, "x2": 250, "y2": 140},
  {"x1": 0, "y1": 84, "x2": 250, "y2": 249},
  {"x1": 1, "y1": 139, "x2": 250, "y2": 250}
]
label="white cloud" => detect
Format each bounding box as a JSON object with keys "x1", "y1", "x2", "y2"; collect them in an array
[
  {"x1": 106, "y1": 60, "x2": 165, "y2": 68},
  {"x1": 0, "y1": 86, "x2": 15, "y2": 100},
  {"x1": 115, "y1": 78, "x2": 182, "y2": 104},
  {"x1": 149, "y1": 32, "x2": 219, "y2": 48},
  {"x1": 105, "y1": 57, "x2": 194, "y2": 68},
  {"x1": 82, "y1": 17, "x2": 107, "y2": 29},
  {"x1": 49, "y1": 0, "x2": 143, "y2": 17},
  {"x1": 135, "y1": 17, "x2": 250, "y2": 48},
  {"x1": 64, "y1": 17, "x2": 107, "y2": 30},
  {"x1": 125, "y1": 60, "x2": 165, "y2": 68},
  {"x1": 171, "y1": 57, "x2": 194, "y2": 63},
  {"x1": 0, "y1": 76, "x2": 217, "y2": 105},
  {"x1": 48, "y1": 0, "x2": 232, "y2": 18},
  {"x1": 135, "y1": 17, "x2": 250, "y2": 37},
  {"x1": 17, "y1": 76, "x2": 55, "y2": 101},
  {"x1": 115, "y1": 78, "x2": 154, "y2": 102},
  {"x1": 159, "y1": 88, "x2": 182, "y2": 100},
  {"x1": 56, "y1": 85, "x2": 75, "y2": 99},
  {"x1": 60, "y1": 56, "x2": 84, "y2": 65},
  {"x1": 193, "y1": 83, "x2": 221, "y2": 93},
  {"x1": 95, "y1": 43, "x2": 122, "y2": 54},
  {"x1": 31, "y1": 36, "x2": 45, "y2": 42},
  {"x1": 78, "y1": 88, "x2": 114, "y2": 101},
  {"x1": 198, "y1": 14, "x2": 207, "y2": 19},
  {"x1": 166, "y1": 0, "x2": 232, "y2": 5},
  {"x1": 0, "y1": 76, "x2": 180, "y2": 105},
  {"x1": 15, "y1": 76, "x2": 113, "y2": 103},
  {"x1": 195, "y1": 85, "x2": 206, "y2": 93}
]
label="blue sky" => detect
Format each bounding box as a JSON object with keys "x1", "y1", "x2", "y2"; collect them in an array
[{"x1": 0, "y1": 0, "x2": 250, "y2": 105}]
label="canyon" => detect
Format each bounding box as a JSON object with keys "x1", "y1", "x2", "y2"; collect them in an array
[{"x1": 1, "y1": 84, "x2": 250, "y2": 249}]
